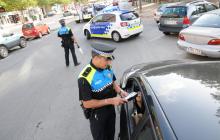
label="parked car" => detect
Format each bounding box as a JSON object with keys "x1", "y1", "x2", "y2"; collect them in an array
[
  {"x1": 119, "y1": 60, "x2": 220, "y2": 140},
  {"x1": 154, "y1": 2, "x2": 180, "y2": 23},
  {"x1": 83, "y1": 10, "x2": 143, "y2": 42},
  {"x1": 0, "y1": 32, "x2": 27, "y2": 58},
  {"x1": 82, "y1": 6, "x2": 93, "y2": 22},
  {"x1": 22, "y1": 22, "x2": 50, "y2": 39},
  {"x1": 177, "y1": 9, "x2": 220, "y2": 58},
  {"x1": 73, "y1": 13, "x2": 81, "y2": 23},
  {"x1": 47, "y1": 10, "x2": 56, "y2": 17},
  {"x1": 159, "y1": 0, "x2": 218, "y2": 35},
  {"x1": 63, "y1": 11, "x2": 72, "y2": 17}
]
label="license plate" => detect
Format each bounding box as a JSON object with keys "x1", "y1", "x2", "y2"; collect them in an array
[
  {"x1": 164, "y1": 20, "x2": 177, "y2": 25},
  {"x1": 186, "y1": 47, "x2": 202, "y2": 55}
]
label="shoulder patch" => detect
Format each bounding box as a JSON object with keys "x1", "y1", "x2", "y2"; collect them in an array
[{"x1": 82, "y1": 67, "x2": 92, "y2": 77}]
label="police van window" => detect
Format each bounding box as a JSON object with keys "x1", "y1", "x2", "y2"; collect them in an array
[
  {"x1": 102, "y1": 14, "x2": 116, "y2": 22},
  {"x1": 120, "y1": 12, "x2": 138, "y2": 21},
  {"x1": 92, "y1": 15, "x2": 103, "y2": 23}
]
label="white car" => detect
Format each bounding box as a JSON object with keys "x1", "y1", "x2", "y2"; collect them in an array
[
  {"x1": 177, "y1": 9, "x2": 220, "y2": 58},
  {"x1": 83, "y1": 10, "x2": 143, "y2": 42}
]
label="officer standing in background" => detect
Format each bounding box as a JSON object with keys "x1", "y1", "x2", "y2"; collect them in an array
[
  {"x1": 58, "y1": 19, "x2": 80, "y2": 67},
  {"x1": 78, "y1": 42, "x2": 128, "y2": 140}
]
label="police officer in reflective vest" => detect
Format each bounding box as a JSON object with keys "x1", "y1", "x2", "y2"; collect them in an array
[
  {"x1": 78, "y1": 42, "x2": 128, "y2": 140},
  {"x1": 58, "y1": 19, "x2": 80, "y2": 67}
]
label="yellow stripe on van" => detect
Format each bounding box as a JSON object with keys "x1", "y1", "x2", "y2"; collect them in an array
[{"x1": 91, "y1": 34, "x2": 111, "y2": 38}]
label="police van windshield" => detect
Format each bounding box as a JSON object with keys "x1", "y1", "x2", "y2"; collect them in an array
[{"x1": 120, "y1": 12, "x2": 139, "y2": 21}]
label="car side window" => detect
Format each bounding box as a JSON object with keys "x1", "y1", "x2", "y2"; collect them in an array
[
  {"x1": 102, "y1": 14, "x2": 116, "y2": 22},
  {"x1": 125, "y1": 79, "x2": 156, "y2": 140},
  {"x1": 205, "y1": 3, "x2": 217, "y2": 11},
  {"x1": 196, "y1": 4, "x2": 206, "y2": 14},
  {"x1": 191, "y1": 9, "x2": 198, "y2": 16},
  {"x1": 92, "y1": 15, "x2": 103, "y2": 23}
]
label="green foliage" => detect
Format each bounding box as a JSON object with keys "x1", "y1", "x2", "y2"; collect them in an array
[
  {"x1": 0, "y1": 0, "x2": 73, "y2": 11},
  {"x1": 2, "y1": 0, "x2": 37, "y2": 11},
  {"x1": 0, "y1": 0, "x2": 6, "y2": 7}
]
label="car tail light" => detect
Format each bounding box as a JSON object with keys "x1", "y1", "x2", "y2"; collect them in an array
[
  {"x1": 208, "y1": 39, "x2": 220, "y2": 45},
  {"x1": 179, "y1": 34, "x2": 185, "y2": 41},
  {"x1": 183, "y1": 16, "x2": 190, "y2": 25},
  {"x1": 120, "y1": 22, "x2": 128, "y2": 27}
]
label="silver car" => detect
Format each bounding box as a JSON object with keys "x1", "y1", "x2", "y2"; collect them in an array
[
  {"x1": 177, "y1": 9, "x2": 220, "y2": 58},
  {"x1": 0, "y1": 31, "x2": 26, "y2": 58},
  {"x1": 159, "y1": 0, "x2": 218, "y2": 35}
]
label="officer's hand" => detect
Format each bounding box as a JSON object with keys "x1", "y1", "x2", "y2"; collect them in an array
[
  {"x1": 120, "y1": 90, "x2": 128, "y2": 98},
  {"x1": 111, "y1": 97, "x2": 127, "y2": 106}
]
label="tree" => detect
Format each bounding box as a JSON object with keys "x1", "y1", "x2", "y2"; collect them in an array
[
  {"x1": 0, "y1": 0, "x2": 6, "y2": 7},
  {"x1": 2, "y1": 0, "x2": 37, "y2": 11},
  {"x1": 37, "y1": 0, "x2": 72, "y2": 15},
  {"x1": 1, "y1": 0, "x2": 37, "y2": 23}
]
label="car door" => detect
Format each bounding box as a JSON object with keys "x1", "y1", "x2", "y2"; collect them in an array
[
  {"x1": 2, "y1": 32, "x2": 19, "y2": 49},
  {"x1": 120, "y1": 78, "x2": 157, "y2": 140},
  {"x1": 90, "y1": 14, "x2": 112, "y2": 38},
  {"x1": 90, "y1": 14, "x2": 104, "y2": 36}
]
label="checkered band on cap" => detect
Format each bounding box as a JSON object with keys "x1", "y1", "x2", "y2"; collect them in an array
[{"x1": 92, "y1": 48, "x2": 113, "y2": 57}]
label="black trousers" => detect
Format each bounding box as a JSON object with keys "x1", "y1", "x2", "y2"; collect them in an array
[
  {"x1": 63, "y1": 44, "x2": 78, "y2": 66},
  {"x1": 89, "y1": 106, "x2": 116, "y2": 140}
]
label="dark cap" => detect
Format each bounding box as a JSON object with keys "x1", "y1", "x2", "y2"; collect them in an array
[{"x1": 91, "y1": 42, "x2": 116, "y2": 60}]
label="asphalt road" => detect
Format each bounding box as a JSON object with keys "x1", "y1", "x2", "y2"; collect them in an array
[{"x1": 0, "y1": 14, "x2": 219, "y2": 140}]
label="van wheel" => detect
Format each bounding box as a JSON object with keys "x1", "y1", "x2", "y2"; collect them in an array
[
  {"x1": 163, "y1": 32, "x2": 170, "y2": 35},
  {"x1": 19, "y1": 38, "x2": 27, "y2": 48},
  {"x1": 85, "y1": 30, "x2": 91, "y2": 40},
  {"x1": 0, "y1": 45, "x2": 8, "y2": 58},
  {"x1": 112, "y1": 32, "x2": 121, "y2": 42}
]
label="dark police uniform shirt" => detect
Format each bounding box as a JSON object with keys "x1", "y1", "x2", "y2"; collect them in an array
[
  {"x1": 58, "y1": 26, "x2": 74, "y2": 46},
  {"x1": 78, "y1": 61, "x2": 117, "y2": 102}
]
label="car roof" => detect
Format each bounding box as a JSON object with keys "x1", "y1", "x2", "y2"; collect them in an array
[{"x1": 142, "y1": 61, "x2": 220, "y2": 140}]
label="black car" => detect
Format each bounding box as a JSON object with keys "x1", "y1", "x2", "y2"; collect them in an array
[{"x1": 119, "y1": 60, "x2": 220, "y2": 140}]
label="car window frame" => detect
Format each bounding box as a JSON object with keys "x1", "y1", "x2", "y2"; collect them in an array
[
  {"x1": 195, "y1": 4, "x2": 207, "y2": 14},
  {"x1": 122, "y1": 76, "x2": 158, "y2": 140}
]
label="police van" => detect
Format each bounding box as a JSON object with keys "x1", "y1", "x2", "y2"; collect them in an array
[{"x1": 83, "y1": 10, "x2": 143, "y2": 42}]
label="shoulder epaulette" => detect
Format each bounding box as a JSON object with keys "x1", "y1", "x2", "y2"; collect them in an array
[{"x1": 82, "y1": 67, "x2": 92, "y2": 77}]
